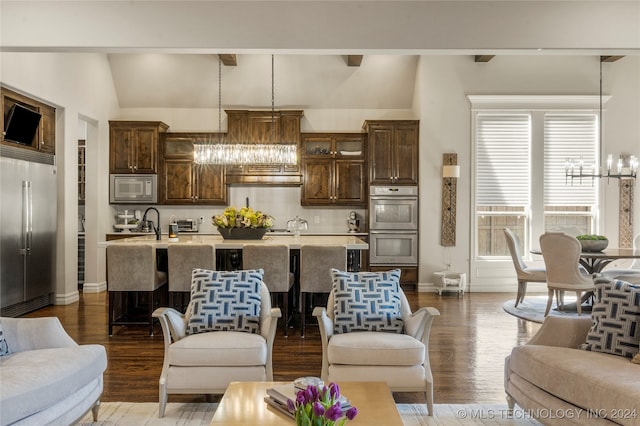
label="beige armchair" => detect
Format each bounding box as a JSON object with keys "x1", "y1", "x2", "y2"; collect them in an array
[
  {"x1": 539, "y1": 232, "x2": 595, "y2": 316},
  {"x1": 313, "y1": 285, "x2": 440, "y2": 416},
  {"x1": 504, "y1": 228, "x2": 546, "y2": 307},
  {"x1": 152, "y1": 280, "x2": 281, "y2": 418}
]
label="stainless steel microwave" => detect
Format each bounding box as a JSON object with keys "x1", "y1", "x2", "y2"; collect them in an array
[{"x1": 109, "y1": 174, "x2": 157, "y2": 204}]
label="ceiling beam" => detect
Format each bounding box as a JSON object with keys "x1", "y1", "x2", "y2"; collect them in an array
[
  {"x1": 474, "y1": 55, "x2": 495, "y2": 63},
  {"x1": 218, "y1": 54, "x2": 238, "y2": 66},
  {"x1": 600, "y1": 55, "x2": 625, "y2": 63},
  {"x1": 346, "y1": 55, "x2": 363, "y2": 67}
]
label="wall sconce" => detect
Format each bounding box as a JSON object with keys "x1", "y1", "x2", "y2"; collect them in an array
[{"x1": 441, "y1": 154, "x2": 460, "y2": 246}]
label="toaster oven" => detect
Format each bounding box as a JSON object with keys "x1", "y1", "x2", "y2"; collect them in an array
[{"x1": 177, "y1": 219, "x2": 199, "y2": 233}]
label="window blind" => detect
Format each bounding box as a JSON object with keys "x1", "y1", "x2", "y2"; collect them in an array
[
  {"x1": 544, "y1": 114, "x2": 598, "y2": 206},
  {"x1": 475, "y1": 114, "x2": 530, "y2": 206}
]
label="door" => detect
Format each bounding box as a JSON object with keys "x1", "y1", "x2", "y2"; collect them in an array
[
  {"x1": 302, "y1": 159, "x2": 333, "y2": 204},
  {"x1": 25, "y1": 160, "x2": 56, "y2": 300},
  {"x1": 1, "y1": 157, "x2": 26, "y2": 307},
  {"x1": 393, "y1": 124, "x2": 419, "y2": 185},
  {"x1": 369, "y1": 196, "x2": 419, "y2": 230},
  {"x1": 335, "y1": 160, "x2": 365, "y2": 204},
  {"x1": 369, "y1": 231, "x2": 418, "y2": 265},
  {"x1": 369, "y1": 126, "x2": 394, "y2": 184}
]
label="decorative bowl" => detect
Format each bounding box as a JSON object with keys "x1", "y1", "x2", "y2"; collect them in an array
[
  {"x1": 578, "y1": 238, "x2": 608, "y2": 252},
  {"x1": 217, "y1": 227, "x2": 268, "y2": 240}
]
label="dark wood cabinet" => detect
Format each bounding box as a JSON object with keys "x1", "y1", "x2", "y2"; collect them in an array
[
  {"x1": 364, "y1": 120, "x2": 419, "y2": 185},
  {"x1": 1, "y1": 87, "x2": 56, "y2": 154},
  {"x1": 38, "y1": 104, "x2": 56, "y2": 154},
  {"x1": 370, "y1": 265, "x2": 418, "y2": 287},
  {"x1": 109, "y1": 121, "x2": 168, "y2": 174},
  {"x1": 301, "y1": 133, "x2": 366, "y2": 206},
  {"x1": 160, "y1": 133, "x2": 227, "y2": 205},
  {"x1": 225, "y1": 110, "x2": 303, "y2": 185}
]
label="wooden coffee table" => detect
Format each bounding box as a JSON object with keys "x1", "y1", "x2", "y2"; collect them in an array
[{"x1": 211, "y1": 381, "x2": 403, "y2": 425}]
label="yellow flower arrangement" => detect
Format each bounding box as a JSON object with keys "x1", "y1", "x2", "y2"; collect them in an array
[{"x1": 212, "y1": 206, "x2": 274, "y2": 229}]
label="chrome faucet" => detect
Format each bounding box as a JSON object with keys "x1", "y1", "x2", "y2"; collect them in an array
[{"x1": 142, "y1": 207, "x2": 161, "y2": 240}]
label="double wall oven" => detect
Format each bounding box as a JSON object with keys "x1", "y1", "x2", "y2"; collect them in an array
[{"x1": 369, "y1": 186, "x2": 418, "y2": 265}]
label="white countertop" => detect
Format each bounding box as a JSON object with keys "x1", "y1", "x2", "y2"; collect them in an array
[{"x1": 99, "y1": 234, "x2": 368, "y2": 250}]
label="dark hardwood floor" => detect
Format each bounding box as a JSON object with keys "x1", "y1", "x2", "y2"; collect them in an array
[{"x1": 24, "y1": 289, "x2": 541, "y2": 404}]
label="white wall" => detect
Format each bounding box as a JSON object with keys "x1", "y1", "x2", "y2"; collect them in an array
[
  {"x1": 415, "y1": 55, "x2": 640, "y2": 291},
  {"x1": 1, "y1": 52, "x2": 120, "y2": 301},
  {"x1": 1, "y1": 53, "x2": 638, "y2": 301}
]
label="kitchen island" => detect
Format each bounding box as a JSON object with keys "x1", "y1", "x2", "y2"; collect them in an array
[
  {"x1": 99, "y1": 233, "x2": 368, "y2": 250},
  {"x1": 102, "y1": 234, "x2": 369, "y2": 333}
]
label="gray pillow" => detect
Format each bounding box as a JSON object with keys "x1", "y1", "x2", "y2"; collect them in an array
[
  {"x1": 331, "y1": 268, "x2": 403, "y2": 334},
  {"x1": 187, "y1": 269, "x2": 263, "y2": 335}
]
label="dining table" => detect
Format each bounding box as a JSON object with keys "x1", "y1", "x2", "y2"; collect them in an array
[{"x1": 531, "y1": 247, "x2": 640, "y2": 274}]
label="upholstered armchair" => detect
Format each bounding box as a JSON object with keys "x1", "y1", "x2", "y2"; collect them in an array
[
  {"x1": 312, "y1": 269, "x2": 440, "y2": 416},
  {"x1": 152, "y1": 271, "x2": 281, "y2": 418}
]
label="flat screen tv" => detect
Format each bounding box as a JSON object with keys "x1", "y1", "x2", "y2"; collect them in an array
[{"x1": 4, "y1": 103, "x2": 42, "y2": 146}]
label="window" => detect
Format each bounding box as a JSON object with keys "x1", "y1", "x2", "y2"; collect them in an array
[
  {"x1": 470, "y1": 96, "x2": 600, "y2": 260},
  {"x1": 475, "y1": 114, "x2": 530, "y2": 257},
  {"x1": 543, "y1": 114, "x2": 597, "y2": 236}
]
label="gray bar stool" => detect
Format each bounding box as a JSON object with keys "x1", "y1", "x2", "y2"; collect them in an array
[
  {"x1": 299, "y1": 245, "x2": 346, "y2": 338},
  {"x1": 107, "y1": 244, "x2": 167, "y2": 336},
  {"x1": 167, "y1": 243, "x2": 215, "y2": 312},
  {"x1": 242, "y1": 244, "x2": 295, "y2": 336}
]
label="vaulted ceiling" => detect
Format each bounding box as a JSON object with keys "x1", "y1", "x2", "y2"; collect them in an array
[{"x1": 108, "y1": 54, "x2": 419, "y2": 109}]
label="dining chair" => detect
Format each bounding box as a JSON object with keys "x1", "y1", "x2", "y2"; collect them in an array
[
  {"x1": 503, "y1": 228, "x2": 546, "y2": 307},
  {"x1": 167, "y1": 243, "x2": 215, "y2": 312},
  {"x1": 539, "y1": 232, "x2": 595, "y2": 316},
  {"x1": 600, "y1": 232, "x2": 640, "y2": 280},
  {"x1": 242, "y1": 244, "x2": 295, "y2": 337},
  {"x1": 299, "y1": 245, "x2": 346, "y2": 338},
  {"x1": 107, "y1": 244, "x2": 167, "y2": 336}
]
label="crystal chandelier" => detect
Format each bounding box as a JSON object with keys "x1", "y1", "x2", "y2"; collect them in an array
[
  {"x1": 193, "y1": 55, "x2": 297, "y2": 165},
  {"x1": 565, "y1": 58, "x2": 638, "y2": 184}
]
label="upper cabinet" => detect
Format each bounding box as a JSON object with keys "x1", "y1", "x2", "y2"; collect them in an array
[
  {"x1": 363, "y1": 120, "x2": 419, "y2": 185},
  {"x1": 301, "y1": 133, "x2": 367, "y2": 206},
  {"x1": 109, "y1": 121, "x2": 169, "y2": 174},
  {"x1": 1, "y1": 87, "x2": 56, "y2": 154},
  {"x1": 159, "y1": 133, "x2": 227, "y2": 205},
  {"x1": 225, "y1": 110, "x2": 303, "y2": 185}
]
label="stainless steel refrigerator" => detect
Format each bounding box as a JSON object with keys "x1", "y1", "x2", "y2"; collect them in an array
[{"x1": 1, "y1": 144, "x2": 57, "y2": 317}]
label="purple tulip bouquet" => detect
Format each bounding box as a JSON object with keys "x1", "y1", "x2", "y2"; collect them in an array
[{"x1": 287, "y1": 382, "x2": 358, "y2": 426}]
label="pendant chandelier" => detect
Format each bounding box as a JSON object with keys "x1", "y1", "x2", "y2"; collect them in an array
[
  {"x1": 193, "y1": 55, "x2": 297, "y2": 165},
  {"x1": 565, "y1": 58, "x2": 638, "y2": 184}
]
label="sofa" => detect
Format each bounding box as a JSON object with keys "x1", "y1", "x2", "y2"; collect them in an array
[
  {"x1": 0, "y1": 317, "x2": 107, "y2": 426},
  {"x1": 505, "y1": 279, "x2": 640, "y2": 425}
]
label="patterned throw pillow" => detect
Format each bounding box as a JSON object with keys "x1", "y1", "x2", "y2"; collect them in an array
[
  {"x1": 187, "y1": 269, "x2": 263, "y2": 335},
  {"x1": 0, "y1": 320, "x2": 10, "y2": 356},
  {"x1": 581, "y1": 279, "x2": 640, "y2": 358},
  {"x1": 331, "y1": 268, "x2": 403, "y2": 334}
]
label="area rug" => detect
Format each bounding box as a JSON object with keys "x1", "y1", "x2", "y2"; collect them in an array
[
  {"x1": 79, "y1": 402, "x2": 541, "y2": 425},
  {"x1": 503, "y1": 295, "x2": 591, "y2": 324}
]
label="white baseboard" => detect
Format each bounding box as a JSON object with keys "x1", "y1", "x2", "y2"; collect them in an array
[
  {"x1": 82, "y1": 281, "x2": 107, "y2": 293},
  {"x1": 418, "y1": 281, "x2": 547, "y2": 293},
  {"x1": 55, "y1": 291, "x2": 79, "y2": 305}
]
